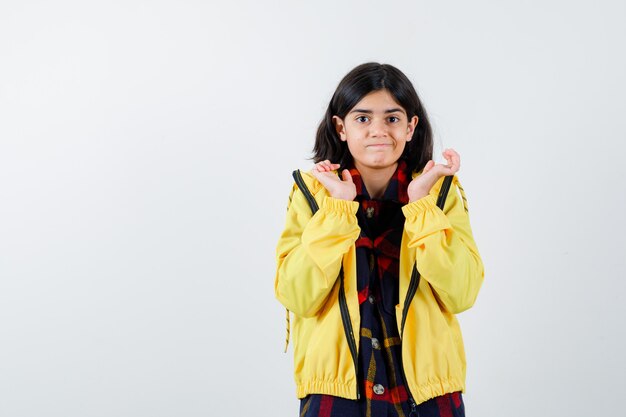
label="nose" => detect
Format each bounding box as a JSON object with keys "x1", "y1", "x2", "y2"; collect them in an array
[{"x1": 369, "y1": 118, "x2": 388, "y2": 137}]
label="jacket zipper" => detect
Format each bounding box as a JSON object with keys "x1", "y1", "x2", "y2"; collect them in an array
[
  {"x1": 293, "y1": 170, "x2": 319, "y2": 213},
  {"x1": 408, "y1": 397, "x2": 418, "y2": 416},
  {"x1": 338, "y1": 270, "x2": 360, "y2": 400},
  {"x1": 400, "y1": 175, "x2": 452, "y2": 415},
  {"x1": 400, "y1": 265, "x2": 420, "y2": 337},
  {"x1": 400, "y1": 264, "x2": 420, "y2": 416},
  {"x1": 436, "y1": 176, "x2": 453, "y2": 208},
  {"x1": 291, "y1": 169, "x2": 361, "y2": 399},
  {"x1": 292, "y1": 169, "x2": 360, "y2": 398}
]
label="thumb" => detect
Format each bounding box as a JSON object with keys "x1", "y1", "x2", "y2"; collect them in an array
[
  {"x1": 341, "y1": 169, "x2": 353, "y2": 183},
  {"x1": 422, "y1": 160, "x2": 435, "y2": 174}
]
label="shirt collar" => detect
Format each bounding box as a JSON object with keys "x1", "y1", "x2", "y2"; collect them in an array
[{"x1": 348, "y1": 159, "x2": 410, "y2": 204}]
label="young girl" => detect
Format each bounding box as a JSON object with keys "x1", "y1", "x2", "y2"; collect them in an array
[{"x1": 275, "y1": 63, "x2": 484, "y2": 417}]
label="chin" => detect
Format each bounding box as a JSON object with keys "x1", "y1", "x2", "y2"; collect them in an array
[{"x1": 364, "y1": 159, "x2": 399, "y2": 169}]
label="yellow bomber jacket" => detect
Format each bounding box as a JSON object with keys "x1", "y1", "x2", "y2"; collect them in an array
[{"x1": 274, "y1": 170, "x2": 484, "y2": 405}]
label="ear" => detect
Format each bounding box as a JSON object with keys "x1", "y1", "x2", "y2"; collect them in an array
[
  {"x1": 332, "y1": 115, "x2": 347, "y2": 141},
  {"x1": 406, "y1": 115, "x2": 419, "y2": 141}
]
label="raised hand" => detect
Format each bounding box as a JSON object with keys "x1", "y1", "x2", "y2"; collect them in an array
[
  {"x1": 310, "y1": 160, "x2": 357, "y2": 201},
  {"x1": 407, "y1": 148, "x2": 461, "y2": 202}
]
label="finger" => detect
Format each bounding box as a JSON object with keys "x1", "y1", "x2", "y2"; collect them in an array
[
  {"x1": 443, "y1": 148, "x2": 459, "y2": 165},
  {"x1": 318, "y1": 162, "x2": 331, "y2": 172},
  {"x1": 451, "y1": 153, "x2": 460, "y2": 172},
  {"x1": 312, "y1": 163, "x2": 327, "y2": 173},
  {"x1": 323, "y1": 161, "x2": 337, "y2": 171},
  {"x1": 447, "y1": 149, "x2": 460, "y2": 172},
  {"x1": 341, "y1": 169, "x2": 353, "y2": 183},
  {"x1": 439, "y1": 153, "x2": 458, "y2": 175}
]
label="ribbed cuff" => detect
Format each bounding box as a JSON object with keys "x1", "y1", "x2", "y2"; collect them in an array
[
  {"x1": 321, "y1": 196, "x2": 359, "y2": 214},
  {"x1": 402, "y1": 194, "x2": 437, "y2": 218}
]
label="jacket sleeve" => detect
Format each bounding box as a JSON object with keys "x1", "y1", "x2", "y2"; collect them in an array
[
  {"x1": 274, "y1": 179, "x2": 361, "y2": 318},
  {"x1": 401, "y1": 176, "x2": 484, "y2": 314}
]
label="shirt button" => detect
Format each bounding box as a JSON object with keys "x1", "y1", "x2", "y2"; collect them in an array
[
  {"x1": 372, "y1": 338, "x2": 381, "y2": 349},
  {"x1": 368, "y1": 295, "x2": 375, "y2": 304},
  {"x1": 373, "y1": 384, "x2": 385, "y2": 395},
  {"x1": 366, "y1": 207, "x2": 375, "y2": 218}
]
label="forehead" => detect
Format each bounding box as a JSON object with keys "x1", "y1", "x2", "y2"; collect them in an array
[{"x1": 351, "y1": 89, "x2": 406, "y2": 113}]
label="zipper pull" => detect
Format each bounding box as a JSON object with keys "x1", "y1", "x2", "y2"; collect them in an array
[{"x1": 408, "y1": 398, "x2": 418, "y2": 417}]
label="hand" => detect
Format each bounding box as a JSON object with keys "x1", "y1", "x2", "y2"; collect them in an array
[
  {"x1": 407, "y1": 148, "x2": 461, "y2": 202},
  {"x1": 310, "y1": 160, "x2": 357, "y2": 201}
]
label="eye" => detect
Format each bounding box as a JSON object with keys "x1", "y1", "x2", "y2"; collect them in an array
[
  {"x1": 388, "y1": 116, "x2": 400, "y2": 123},
  {"x1": 356, "y1": 116, "x2": 369, "y2": 123}
]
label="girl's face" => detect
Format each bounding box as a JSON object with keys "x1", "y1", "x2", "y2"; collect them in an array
[{"x1": 333, "y1": 89, "x2": 418, "y2": 172}]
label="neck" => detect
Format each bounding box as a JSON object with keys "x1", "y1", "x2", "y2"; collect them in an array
[{"x1": 355, "y1": 161, "x2": 398, "y2": 199}]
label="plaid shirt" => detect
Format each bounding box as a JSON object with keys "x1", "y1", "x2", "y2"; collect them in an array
[{"x1": 300, "y1": 160, "x2": 465, "y2": 417}]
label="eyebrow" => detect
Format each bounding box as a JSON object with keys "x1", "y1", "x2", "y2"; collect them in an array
[{"x1": 348, "y1": 108, "x2": 406, "y2": 115}]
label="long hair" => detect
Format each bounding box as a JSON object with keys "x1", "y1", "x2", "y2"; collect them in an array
[{"x1": 313, "y1": 62, "x2": 433, "y2": 175}]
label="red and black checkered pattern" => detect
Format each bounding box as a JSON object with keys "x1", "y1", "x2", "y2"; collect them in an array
[{"x1": 299, "y1": 161, "x2": 465, "y2": 417}]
